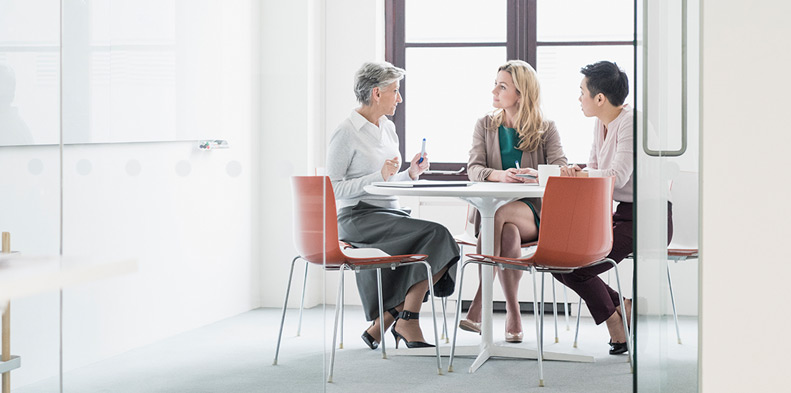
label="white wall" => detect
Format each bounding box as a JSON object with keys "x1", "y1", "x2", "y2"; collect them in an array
[
  {"x1": 700, "y1": 1, "x2": 791, "y2": 391},
  {"x1": 260, "y1": 0, "x2": 384, "y2": 311}
]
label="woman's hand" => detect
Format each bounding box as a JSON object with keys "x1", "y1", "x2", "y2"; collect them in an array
[
  {"x1": 407, "y1": 152, "x2": 429, "y2": 180},
  {"x1": 380, "y1": 157, "x2": 400, "y2": 181},
  {"x1": 489, "y1": 167, "x2": 538, "y2": 183},
  {"x1": 560, "y1": 164, "x2": 583, "y2": 177}
]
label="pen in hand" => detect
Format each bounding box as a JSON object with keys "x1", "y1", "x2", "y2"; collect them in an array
[{"x1": 418, "y1": 138, "x2": 426, "y2": 164}]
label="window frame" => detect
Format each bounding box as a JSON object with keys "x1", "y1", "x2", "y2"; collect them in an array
[{"x1": 385, "y1": 0, "x2": 633, "y2": 179}]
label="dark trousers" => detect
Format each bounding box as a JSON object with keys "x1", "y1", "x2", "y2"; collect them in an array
[{"x1": 552, "y1": 202, "x2": 674, "y2": 324}]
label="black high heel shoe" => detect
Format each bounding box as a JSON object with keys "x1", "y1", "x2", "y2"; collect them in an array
[
  {"x1": 608, "y1": 340, "x2": 628, "y2": 355},
  {"x1": 391, "y1": 310, "x2": 435, "y2": 349},
  {"x1": 361, "y1": 308, "x2": 399, "y2": 350}
]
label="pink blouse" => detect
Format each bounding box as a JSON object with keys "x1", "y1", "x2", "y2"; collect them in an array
[{"x1": 586, "y1": 105, "x2": 633, "y2": 203}]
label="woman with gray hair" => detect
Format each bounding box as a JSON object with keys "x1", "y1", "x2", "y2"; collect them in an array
[{"x1": 327, "y1": 61, "x2": 459, "y2": 350}]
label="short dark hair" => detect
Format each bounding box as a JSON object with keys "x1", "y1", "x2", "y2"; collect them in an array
[{"x1": 580, "y1": 61, "x2": 628, "y2": 106}]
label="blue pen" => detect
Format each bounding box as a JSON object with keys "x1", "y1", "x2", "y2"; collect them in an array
[
  {"x1": 515, "y1": 160, "x2": 520, "y2": 169},
  {"x1": 418, "y1": 138, "x2": 426, "y2": 163}
]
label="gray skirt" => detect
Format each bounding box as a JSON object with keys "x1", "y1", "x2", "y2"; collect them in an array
[{"x1": 337, "y1": 201, "x2": 460, "y2": 321}]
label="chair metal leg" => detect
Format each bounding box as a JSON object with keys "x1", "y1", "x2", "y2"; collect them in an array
[
  {"x1": 377, "y1": 268, "x2": 387, "y2": 359},
  {"x1": 531, "y1": 267, "x2": 544, "y2": 387},
  {"x1": 441, "y1": 296, "x2": 449, "y2": 343},
  {"x1": 563, "y1": 286, "x2": 570, "y2": 331},
  {"x1": 297, "y1": 260, "x2": 309, "y2": 337},
  {"x1": 573, "y1": 300, "x2": 582, "y2": 348},
  {"x1": 328, "y1": 265, "x2": 345, "y2": 383},
  {"x1": 449, "y1": 260, "x2": 472, "y2": 373},
  {"x1": 422, "y1": 261, "x2": 443, "y2": 375},
  {"x1": 339, "y1": 269, "x2": 345, "y2": 349},
  {"x1": 540, "y1": 273, "x2": 546, "y2": 350},
  {"x1": 552, "y1": 277, "x2": 559, "y2": 343},
  {"x1": 273, "y1": 256, "x2": 300, "y2": 365},
  {"x1": 667, "y1": 260, "x2": 682, "y2": 344},
  {"x1": 608, "y1": 260, "x2": 633, "y2": 373}
]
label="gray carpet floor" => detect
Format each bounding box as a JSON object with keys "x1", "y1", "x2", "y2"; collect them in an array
[{"x1": 16, "y1": 306, "x2": 698, "y2": 392}]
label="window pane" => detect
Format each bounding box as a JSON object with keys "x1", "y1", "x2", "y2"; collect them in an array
[
  {"x1": 537, "y1": 45, "x2": 634, "y2": 163},
  {"x1": 537, "y1": 0, "x2": 634, "y2": 42},
  {"x1": 405, "y1": 0, "x2": 506, "y2": 43},
  {"x1": 404, "y1": 47, "x2": 506, "y2": 163}
]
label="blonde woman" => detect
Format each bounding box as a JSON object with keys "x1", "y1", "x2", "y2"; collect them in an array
[{"x1": 460, "y1": 60, "x2": 569, "y2": 342}]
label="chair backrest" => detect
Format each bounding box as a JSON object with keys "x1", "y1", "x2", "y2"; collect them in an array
[
  {"x1": 291, "y1": 176, "x2": 347, "y2": 267},
  {"x1": 533, "y1": 176, "x2": 615, "y2": 268},
  {"x1": 668, "y1": 170, "x2": 699, "y2": 249}
]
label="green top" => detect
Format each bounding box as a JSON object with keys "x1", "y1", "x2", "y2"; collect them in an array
[
  {"x1": 498, "y1": 125, "x2": 540, "y2": 228},
  {"x1": 498, "y1": 125, "x2": 522, "y2": 169}
]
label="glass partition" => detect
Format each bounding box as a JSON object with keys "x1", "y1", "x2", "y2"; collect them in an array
[
  {"x1": 635, "y1": 0, "x2": 699, "y2": 391},
  {"x1": 0, "y1": 0, "x2": 62, "y2": 391},
  {"x1": 58, "y1": 0, "x2": 264, "y2": 390},
  {"x1": 3, "y1": 0, "x2": 284, "y2": 391}
]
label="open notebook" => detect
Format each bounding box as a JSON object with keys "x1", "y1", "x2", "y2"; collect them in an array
[{"x1": 372, "y1": 180, "x2": 472, "y2": 188}]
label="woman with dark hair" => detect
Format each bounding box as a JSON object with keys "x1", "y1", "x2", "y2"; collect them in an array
[{"x1": 557, "y1": 60, "x2": 673, "y2": 355}]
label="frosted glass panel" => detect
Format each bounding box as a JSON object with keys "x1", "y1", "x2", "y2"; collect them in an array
[
  {"x1": 0, "y1": 3, "x2": 61, "y2": 391},
  {"x1": 538, "y1": 45, "x2": 634, "y2": 164},
  {"x1": 0, "y1": 0, "x2": 60, "y2": 42},
  {"x1": 537, "y1": 0, "x2": 634, "y2": 42},
  {"x1": 404, "y1": 47, "x2": 506, "y2": 163},
  {"x1": 62, "y1": 0, "x2": 249, "y2": 144},
  {"x1": 405, "y1": 0, "x2": 506, "y2": 43},
  {"x1": 0, "y1": 0, "x2": 60, "y2": 146}
]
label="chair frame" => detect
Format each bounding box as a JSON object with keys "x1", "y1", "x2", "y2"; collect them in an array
[
  {"x1": 450, "y1": 256, "x2": 630, "y2": 386},
  {"x1": 450, "y1": 176, "x2": 628, "y2": 386},
  {"x1": 572, "y1": 248, "x2": 697, "y2": 348},
  {"x1": 274, "y1": 176, "x2": 444, "y2": 382},
  {"x1": 455, "y1": 233, "x2": 570, "y2": 343}
]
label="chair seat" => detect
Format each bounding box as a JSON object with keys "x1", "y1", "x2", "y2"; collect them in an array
[
  {"x1": 668, "y1": 248, "x2": 698, "y2": 258},
  {"x1": 341, "y1": 247, "x2": 390, "y2": 258},
  {"x1": 453, "y1": 232, "x2": 477, "y2": 247},
  {"x1": 455, "y1": 232, "x2": 538, "y2": 250},
  {"x1": 342, "y1": 247, "x2": 427, "y2": 266},
  {"x1": 465, "y1": 253, "x2": 535, "y2": 266}
]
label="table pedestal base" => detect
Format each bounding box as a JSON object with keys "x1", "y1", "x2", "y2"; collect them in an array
[{"x1": 388, "y1": 344, "x2": 593, "y2": 373}]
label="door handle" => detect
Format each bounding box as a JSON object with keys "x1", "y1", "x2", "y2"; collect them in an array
[{"x1": 643, "y1": 0, "x2": 688, "y2": 157}]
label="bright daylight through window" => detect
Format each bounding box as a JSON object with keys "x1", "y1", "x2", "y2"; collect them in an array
[{"x1": 387, "y1": 0, "x2": 634, "y2": 173}]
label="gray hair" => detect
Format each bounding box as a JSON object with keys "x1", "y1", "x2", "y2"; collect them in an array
[{"x1": 353, "y1": 61, "x2": 406, "y2": 106}]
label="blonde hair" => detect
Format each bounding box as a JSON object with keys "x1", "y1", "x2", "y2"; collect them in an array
[{"x1": 490, "y1": 60, "x2": 544, "y2": 152}]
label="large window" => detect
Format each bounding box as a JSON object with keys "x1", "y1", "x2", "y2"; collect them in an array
[{"x1": 386, "y1": 0, "x2": 634, "y2": 176}]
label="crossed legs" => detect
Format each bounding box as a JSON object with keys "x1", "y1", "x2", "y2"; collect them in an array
[{"x1": 464, "y1": 201, "x2": 538, "y2": 335}]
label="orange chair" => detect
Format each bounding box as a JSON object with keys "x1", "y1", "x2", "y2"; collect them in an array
[
  {"x1": 273, "y1": 176, "x2": 443, "y2": 381},
  {"x1": 665, "y1": 170, "x2": 698, "y2": 344},
  {"x1": 455, "y1": 207, "x2": 570, "y2": 343},
  {"x1": 450, "y1": 176, "x2": 629, "y2": 387},
  {"x1": 572, "y1": 170, "x2": 697, "y2": 346}
]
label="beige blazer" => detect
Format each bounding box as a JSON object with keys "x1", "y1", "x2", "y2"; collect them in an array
[{"x1": 467, "y1": 114, "x2": 568, "y2": 233}]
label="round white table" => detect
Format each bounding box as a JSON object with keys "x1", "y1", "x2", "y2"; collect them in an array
[{"x1": 365, "y1": 182, "x2": 594, "y2": 372}]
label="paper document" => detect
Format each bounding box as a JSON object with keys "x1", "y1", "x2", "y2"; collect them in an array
[{"x1": 372, "y1": 180, "x2": 472, "y2": 188}]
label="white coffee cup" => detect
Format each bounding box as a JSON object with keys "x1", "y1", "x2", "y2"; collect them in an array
[{"x1": 538, "y1": 164, "x2": 561, "y2": 186}]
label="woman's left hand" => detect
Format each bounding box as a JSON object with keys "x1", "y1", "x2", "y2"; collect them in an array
[{"x1": 408, "y1": 152, "x2": 429, "y2": 180}]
